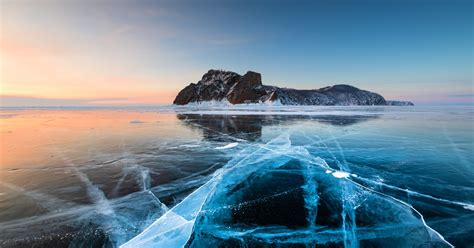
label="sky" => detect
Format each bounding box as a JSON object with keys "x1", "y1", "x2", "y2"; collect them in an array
[{"x1": 1, "y1": 0, "x2": 472, "y2": 106}]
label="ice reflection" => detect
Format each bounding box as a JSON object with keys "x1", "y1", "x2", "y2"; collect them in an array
[{"x1": 177, "y1": 114, "x2": 380, "y2": 142}]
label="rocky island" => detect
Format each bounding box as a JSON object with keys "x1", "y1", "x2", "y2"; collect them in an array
[{"x1": 173, "y1": 70, "x2": 414, "y2": 106}]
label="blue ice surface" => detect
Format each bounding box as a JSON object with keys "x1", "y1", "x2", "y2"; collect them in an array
[
  {"x1": 1, "y1": 106, "x2": 472, "y2": 247},
  {"x1": 121, "y1": 106, "x2": 473, "y2": 248}
]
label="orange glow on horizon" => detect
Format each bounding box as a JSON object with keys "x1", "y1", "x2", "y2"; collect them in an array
[{"x1": 1, "y1": 28, "x2": 179, "y2": 105}]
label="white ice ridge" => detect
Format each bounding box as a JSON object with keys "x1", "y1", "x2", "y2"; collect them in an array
[
  {"x1": 174, "y1": 99, "x2": 281, "y2": 107},
  {"x1": 175, "y1": 110, "x2": 382, "y2": 116},
  {"x1": 163, "y1": 104, "x2": 392, "y2": 116},
  {"x1": 215, "y1": 142, "x2": 239, "y2": 150}
]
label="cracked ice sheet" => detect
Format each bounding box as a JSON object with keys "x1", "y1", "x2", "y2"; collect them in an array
[
  {"x1": 121, "y1": 131, "x2": 454, "y2": 248},
  {"x1": 121, "y1": 181, "x2": 215, "y2": 247},
  {"x1": 121, "y1": 133, "x2": 299, "y2": 247},
  {"x1": 0, "y1": 111, "x2": 237, "y2": 247},
  {"x1": 2, "y1": 107, "x2": 473, "y2": 247}
]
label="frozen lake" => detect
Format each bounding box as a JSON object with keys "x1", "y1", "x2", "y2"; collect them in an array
[{"x1": 0, "y1": 106, "x2": 473, "y2": 247}]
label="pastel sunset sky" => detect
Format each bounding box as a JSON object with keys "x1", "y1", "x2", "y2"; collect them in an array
[{"x1": 1, "y1": 0, "x2": 472, "y2": 106}]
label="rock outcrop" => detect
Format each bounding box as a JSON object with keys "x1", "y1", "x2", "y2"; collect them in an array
[
  {"x1": 227, "y1": 71, "x2": 266, "y2": 104},
  {"x1": 173, "y1": 70, "x2": 413, "y2": 106}
]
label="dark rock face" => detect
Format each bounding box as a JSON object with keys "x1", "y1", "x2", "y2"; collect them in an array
[
  {"x1": 227, "y1": 71, "x2": 266, "y2": 104},
  {"x1": 173, "y1": 70, "x2": 410, "y2": 106},
  {"x1": 273, "y1": 85, "x2": 386, "y2": 105},
  {"x1": 172, "y1": 84, "x2": 198, "y2": 105},
  {"x1": 173, "y1": 70, "x2": 240, "y2": 105}
]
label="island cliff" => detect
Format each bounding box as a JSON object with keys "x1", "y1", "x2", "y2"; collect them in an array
[{"x1": 173, "y1": 70, "x2": 413, "y2": 106}]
